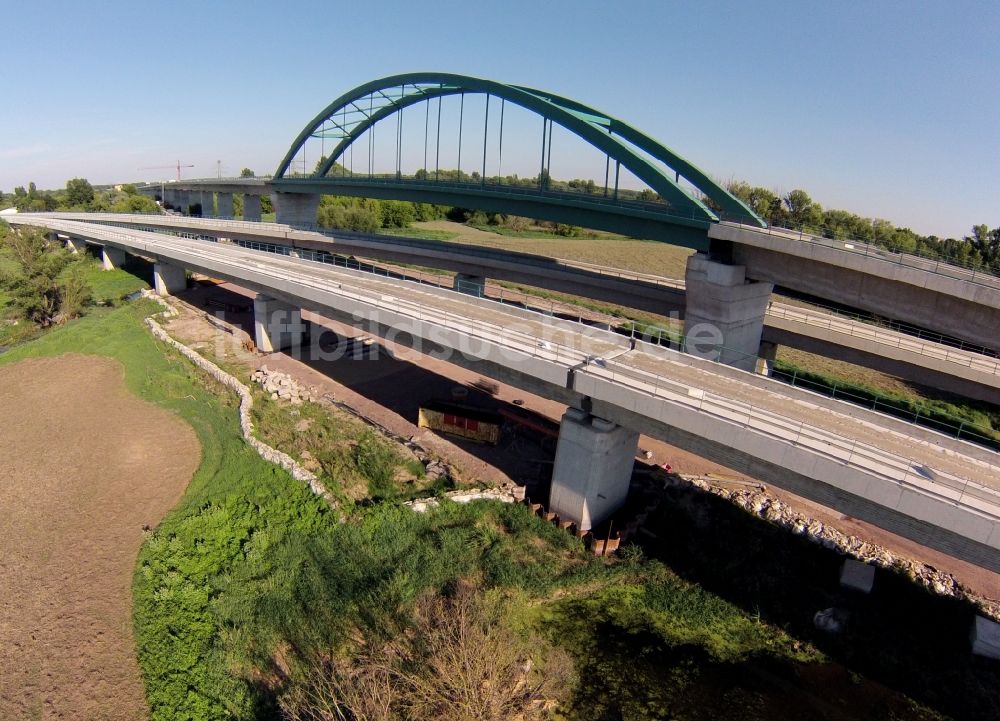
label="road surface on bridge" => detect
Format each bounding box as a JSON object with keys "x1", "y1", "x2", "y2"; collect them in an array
[{"x1": 43, "y1": 212, "x2": 1000, "y2": 386}]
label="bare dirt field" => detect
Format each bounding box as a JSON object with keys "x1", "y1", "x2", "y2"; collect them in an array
[{"x1": 0, "y1": 355, "x2": 200, "y2": 721}]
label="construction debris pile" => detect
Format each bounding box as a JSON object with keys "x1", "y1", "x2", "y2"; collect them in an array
[{"x1": 251, "y1": 365, "x2": 321, "y2": 405}]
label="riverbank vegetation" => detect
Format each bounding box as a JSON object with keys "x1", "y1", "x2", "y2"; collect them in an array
[{"x1": 2, "y1": 287, "x2": 991, "y2": 720}]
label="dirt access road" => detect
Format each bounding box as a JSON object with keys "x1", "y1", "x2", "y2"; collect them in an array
[{"x1": 0, "y1": 355, "x2": 199, "y2": 721}]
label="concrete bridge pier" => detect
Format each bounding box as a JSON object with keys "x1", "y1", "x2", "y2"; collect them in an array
[
  {"x1": 253, "y1": 294, "x2": 305, "y2": 353},
  {"x1": 453, "y1": 273, "x2": 486, "y2": 297},
  {"x1": 683, "y1": 253, "x2": 773, "y2": 372},
  {"x1": 101, "y1": 246, "x2": 127, "y2": 271},
  {"x1": 217, "y1": 192, "x2": 234, "y2": 218},
  {"x1": 65, "y1": 236, "x2": 88, "y2": 255},
  {"x1": 272, "y1": 192, "x2": 319, "y2": 227},
  {"x1": 153, "y1": 262, "x2": 187, "y2": 296},
  {"x1": 548, "y1": 407, "x2": 639, "y2": 532},
  {"x1": 243, "y1": 194, "x2": 262, "y2": 221},
  {"x1": 756, "y1": 340, "x2": 778, "y2": 376},
  {"x1": 162, "y1": 188, "x2": 176, "y2": 210},
  {"x1": 200, "y1": 191, "x2": 214, "y2": 217}
]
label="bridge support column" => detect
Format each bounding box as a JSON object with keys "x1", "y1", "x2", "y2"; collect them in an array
[
  {"x1": 102, "y1": 246, "x2": 127, "y2": 271},
  {"x1": 253, "y1": 294, "x2": 305, "y2": 353},
  {"x1": 272, "y1": 192, "x2": 319, "y2": 227},
  {"x1": 453, "y1": 273, "x2": 486, "y2": 297},
  {"x1": 756, "y1": 340, "x2": 778, "y2": 376},
  {"x1": 548, "y1": 407, "x2": 639, "y2": 532},
  {"x1": 243, "y1": 194, "x2": 262, "y2": 221},
  {"x1": 200, "y1": 191, "x2": 214, "y2": 217},
  {"x1": 217, "y1": 192, "x2": 234, "y2": 218},
  {"x1": 162, "y1": 188, "x2": 176, "y2": 209},
  {"x1": 683, "y1": 253, "x2": 773, "y2": 372},
  {"x1": 65, "y1": 236, "x2": 88, "y2": 255},
  {"x1": 153, "y1": 262, "x2": 186, "y2": 296}
]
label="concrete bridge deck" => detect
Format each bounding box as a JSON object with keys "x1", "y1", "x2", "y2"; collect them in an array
[{"x1": 31, "y1": 212, "x2": 1000, "y2": 405}]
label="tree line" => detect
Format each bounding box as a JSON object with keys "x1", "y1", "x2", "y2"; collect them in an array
[
  {"x1": 725, "y1": 180, "x2": 999, "y2": 272},
  {"x1": 1, "y1": 178, "x2": 160, "y2": 214}
]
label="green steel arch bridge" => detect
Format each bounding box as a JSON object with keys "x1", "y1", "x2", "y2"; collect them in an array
[{"x1": 268, "y1": 72, "x2": 765, "y2": 249}]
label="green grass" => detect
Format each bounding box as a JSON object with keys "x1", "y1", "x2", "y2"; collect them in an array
[
  {"x1": 635, "y1": 485, "x2": 999, "y2": 721},
  {"x1": 380, "y1": 226, "x2": 458, "y2": 241},
  {"x1": 67, "y1": 257, "x2": 151, "y2": 304},
  {"x1": 249, "y1": 389, "x2": 442, "y2": 504},
  {"x1": 466, "y1": 223, "x2": 620, "y2": 240}
]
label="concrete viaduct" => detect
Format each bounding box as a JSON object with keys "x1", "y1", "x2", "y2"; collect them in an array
[
  {"x1": 7, "y1": 213, "x2": 1000, "y2": 575},
  {"x1": 41, "y1": 211, "x2": 1000, "y2": 407}
]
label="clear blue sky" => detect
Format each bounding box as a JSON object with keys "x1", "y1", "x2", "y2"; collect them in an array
[{"x1": 1, "y1": 0, "x2": 996, "y2": 238}]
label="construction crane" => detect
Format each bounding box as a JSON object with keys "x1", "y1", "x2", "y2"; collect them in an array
[{"x1": 138, "y1": 160, "x2": 194, "y2": 181}]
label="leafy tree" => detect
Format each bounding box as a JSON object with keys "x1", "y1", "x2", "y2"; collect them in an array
[
  {"x1": 0, "y1": 227, "x2": 91, "y2": 326},
  {"x1": 65, "y1": 177, "x2": 95, "y2": 208},
  {"x1": 784, "y1": 189, "x2": 822, "y2": 230},
  {"x1": 378, "y1": 200, "x2": 415, "y2": 228},
  {"x1": 13, "y1": 186, "x2": 26, "y2": 198},
  {"x1": 121, "y1": 183, "x2": 139, "y2": 196},
  {"x1": 111, "y1": 194, "x2": 160, "y2": 214},
  {"x1": 966, "y1": 224, "x2": 1000, "y2": 268},
  {"x1": 240, "y1": 167, "x2": 255, "y2": 178}
]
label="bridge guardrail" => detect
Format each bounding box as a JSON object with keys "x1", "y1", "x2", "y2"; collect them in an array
[
  {"x1": 765, "y1": 303, "x2": 1000, "y2": 377},
  {"x1": 720, "y1": 219, "x2": 1000, "y2": 289},
  {"x1": 583, "y1": 356, "x2": 1000, "y2": 512},
  {"x1": 31, "y1": 213, "x2": 1000, "y2": 368},
  {"x1": 10, "y1": 214, "x2": 1000, "y2": 513}
]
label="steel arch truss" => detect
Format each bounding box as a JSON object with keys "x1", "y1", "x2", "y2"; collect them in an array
[{"x1": 274, "y1": 72, "x2": 765, "y2": 228}]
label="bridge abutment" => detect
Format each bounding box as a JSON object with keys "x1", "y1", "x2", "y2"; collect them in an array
[
  {"x1": 272, "y1": 192, "x2": 319, "y2": 227},
  {"x1": 683, "y1": 253, "x2": 773, "y2": 372},
  {"x1": 253, "y1": 294, "x2": 305, "y2": 353},
  {"x1": 153, "y1": 262, "x2": 187, "y2": 296},
  {"x1": 243, "y1": 194, "x2": 262, "y2": 221},
  {"x1": 453, "y1": 273, "x2": 486, "y2": 297},
  {"x1": 217, "y1": 192, "x2": 234, "y2": 218},
  {"x1": 548, "y1": 407, "x2": 639, "y2": 532},
  {"x1": 102, "y1": 246, "x2": 127, "y2": 271}
]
